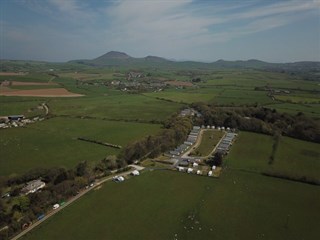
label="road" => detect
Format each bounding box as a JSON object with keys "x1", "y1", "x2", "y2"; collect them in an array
[
  {"x1": 181, "y1": 129, "x2": 205, "y2": 159},
  {"x1": 11, "y1": 166, "x2": 144, "y2": 240}
]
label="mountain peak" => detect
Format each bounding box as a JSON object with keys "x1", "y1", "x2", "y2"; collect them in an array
[{"x1": 94, "y1": 51, "x2": 131, "y2": 61}]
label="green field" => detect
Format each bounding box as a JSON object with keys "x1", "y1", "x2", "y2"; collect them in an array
[
  {"x1": 225, "y1": 131, "x2": 320, "y2": 181},
  {"x1": 0, "y1": 117, "x2": 161, "y2": 176},
  {"x1": 22, "y1": 170, "x2": 320, "y2": 240},
  {"x1": 48, "y1": 93, "x2": 183, "y2": 121},
  {"x1": 0, "y1": 100, "x2": 45, "y2": 117},
  {"x1": 144, "y1": 90, "x2": 216, "y2": 104},
  {"x1": 191, "y1": 130, "x2": 225, "y2": 157}
]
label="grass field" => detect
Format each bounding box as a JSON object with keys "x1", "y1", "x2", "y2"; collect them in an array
[
  {"x1": 225, "y1": 132, "x2": 274, "y2": 172},
  {"x1": 225, "y1": 131, "x2": 320, "y2": 181},
  {"x1": 274, "y1": 137, "x2": 320, "y2": 181},
  {"x1": 144, "y1": 90, "x2": 216, "y2": 104},
  {"x1": 0, "y1": 100, "x2": 45, "y2": 117},
  {"x1": 0, "y1": 117, "x2": 161, "y2": 176},
  {"x1": 191, "y1": 130, "x2": 225, "y2": 157},
  {"x1": 48, "y1": 93, "x2": 183, "y2": 121},
  {"x1": 22, "y1": 170, "x2": 320, "y2": 240}
]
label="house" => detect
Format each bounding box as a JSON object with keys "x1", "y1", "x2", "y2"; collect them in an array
[
  {"x1": 21, "y1": 179, "x2": 45, "y2": 195},
  {"x1": 187, "y1": 168, "x2": 193, "y2": 174},
  {"x1": 131, "y1": 170, "x2": 140, "y2": 176},
  {"x1": 208, "y1": 171, "x2": 213, "y2": 177}
]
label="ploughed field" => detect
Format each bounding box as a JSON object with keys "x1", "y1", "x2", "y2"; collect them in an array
[{"x1": 22, "y1": 169, "x2": 320, "y2": 240}]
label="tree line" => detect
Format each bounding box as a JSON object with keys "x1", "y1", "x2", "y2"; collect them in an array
[
  {"x1": 119, "y1": 115, "x2": 193, "y2": 163},
  {"x1": 191, "y1": 103, "x2": 320, "y2": 143}
]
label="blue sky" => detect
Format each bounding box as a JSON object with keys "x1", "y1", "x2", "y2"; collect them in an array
[{"x1": 1, "y1": 0, "x2": 319, "y2": 62}]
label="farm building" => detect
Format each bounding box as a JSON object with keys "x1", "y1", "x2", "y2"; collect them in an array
[{"x1": 21, "y1": 179, "x2": 45, "y2": 195}]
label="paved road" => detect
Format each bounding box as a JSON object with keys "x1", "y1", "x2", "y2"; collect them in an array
[{"x1": 11, "y1": 166, "x2": 144, "y2": 240}]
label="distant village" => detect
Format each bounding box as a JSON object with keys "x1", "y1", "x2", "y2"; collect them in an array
[{"x1": 77, "y1": 71, "x2": 197, "y2": 92}]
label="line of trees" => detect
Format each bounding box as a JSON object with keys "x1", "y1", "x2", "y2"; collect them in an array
[
  {"x1": 119, "y1": 115, "x2": 193, "y2": 164},
  {"x1": 192, "y1": 103, "x2": 320, "y2": 143}
]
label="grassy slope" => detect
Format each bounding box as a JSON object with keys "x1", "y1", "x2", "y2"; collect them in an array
[
  {"x1": 225, "y1": 131, "x2": 274, "y2": 172},
  {"x1": 22, "y1": 170, "x2": 320, "y2": 240},
  {"x1": 274, "y1": 137, "x2": 320, "y2": 180},
  {"x1": 0, "y1": 117, "x2": 161, "y2": 176},
  {"x1": 225, "y1": 131, "x2": 320, "y2": 181},
  {"x1": 48, "y1": 93, "x2": 183, "y2": 121}
]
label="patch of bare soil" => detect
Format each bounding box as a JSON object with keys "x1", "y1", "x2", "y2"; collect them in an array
[{"x1": 0, "y1": 88, "x2": 84, "y2": 97}]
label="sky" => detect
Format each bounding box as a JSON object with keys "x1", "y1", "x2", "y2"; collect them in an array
[{"x1": 0, "y1": 0, "x2": 320, "y2": 63}]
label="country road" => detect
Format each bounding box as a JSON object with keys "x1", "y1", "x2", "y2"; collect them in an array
[{"x1": 11, "y1": 165, "x2": 143, "y2": 240}]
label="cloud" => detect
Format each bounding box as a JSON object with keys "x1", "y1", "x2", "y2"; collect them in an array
[{"x1": 3, "y1": 0, "x2": 320, "y2": 61}]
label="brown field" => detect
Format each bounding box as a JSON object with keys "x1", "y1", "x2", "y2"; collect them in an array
[
  {"x1": 0, "y1": 88, "x2": 83, "y2": 97},
  {"x1": 0, "y1": 81, "x2": 58, "y2": 87},
  {"x1": 0, "y1": 72, "x2": 27, "y2": 76},
  {"x1": 165, "y1": 80, "x2": 193, "y2": 87},
  {"x1": 11, "y1": 81, "x2": 58, "y2": 86}
]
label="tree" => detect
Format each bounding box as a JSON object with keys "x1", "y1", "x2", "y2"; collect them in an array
[
  {"x1": 17, "y1": 196, "x2": 30, "y2": 212},
  {"x1": 76, "y1": 161, "x2": 89, "y2": 177},
  {"x1": 213, "y1": 152, "x2": 223, "y2": 167}
]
